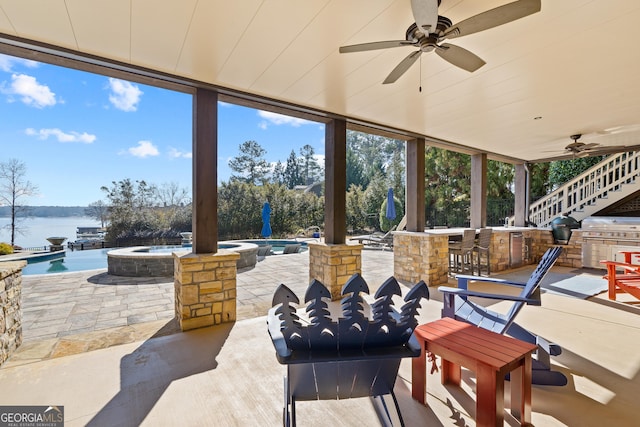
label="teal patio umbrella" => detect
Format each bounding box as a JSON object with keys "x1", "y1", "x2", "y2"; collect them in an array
[
  {"x1": 386, "y1": 188, "x2": 396, "y2": 221},
  {"x1": 261, "y1": 202, "x2": 272, "y2": 238}
]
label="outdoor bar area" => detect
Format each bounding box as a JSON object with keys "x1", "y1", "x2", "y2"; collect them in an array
[{"x1": 393, "y1": 226, "x2": 583, "y2": 286}]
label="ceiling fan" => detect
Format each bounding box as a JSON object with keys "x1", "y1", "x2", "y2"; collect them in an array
[
  {"x1": 339, "y1": 0, "x2": 541, "y2": 84},
  {"x1": 534, "y1": 128, "x2": 640, "y2": 163},
  {"x1": 564, "y1": 134, "x2": 599, "y2": 157}
]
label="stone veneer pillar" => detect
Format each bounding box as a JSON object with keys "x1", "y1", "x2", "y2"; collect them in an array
[
  {"x1": 0, "y1": 261, "x2": 26, "y2": 367},
  {"x1": 174, "y1": 250, "x2": 240, "y2": 331},
  {"x1": 392, "y1": 232, "x2": 448, "y2": 286},
  {"x1": 308, "y1": 242, "x2": 362, "y2": 300}
]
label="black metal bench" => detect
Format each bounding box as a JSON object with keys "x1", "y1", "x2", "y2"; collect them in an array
[{"x1": 267, "y1": 273, "x2": 429, "y2": 426}]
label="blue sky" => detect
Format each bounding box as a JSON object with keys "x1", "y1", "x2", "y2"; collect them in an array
[{"x1": 0, "y1": 53, "x2": 325, "y2": 207}]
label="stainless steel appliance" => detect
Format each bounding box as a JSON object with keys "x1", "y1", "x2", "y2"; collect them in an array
[
  {"x1": 510, "y1": 232, "x2": 523, "y2": 268},
  {"x1": 581, "y1": 216, "x2": 640, "y2": 268}
]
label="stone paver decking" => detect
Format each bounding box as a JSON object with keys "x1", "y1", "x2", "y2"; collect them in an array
[{"x1": 11, "y1": 250, "x2": 397, "y2": 363}]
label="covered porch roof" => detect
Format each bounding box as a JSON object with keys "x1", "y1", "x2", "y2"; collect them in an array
[{"x1": 2, "y1": 0, "x2": 640, "y2": 163}]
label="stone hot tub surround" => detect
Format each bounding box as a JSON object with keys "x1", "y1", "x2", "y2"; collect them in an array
[
  {"x1": 108, "y1": 241, "x2": 259, "y2": 277},
  {"x1": 0, "y1": 260, "x2": 26, "y2": 367}
]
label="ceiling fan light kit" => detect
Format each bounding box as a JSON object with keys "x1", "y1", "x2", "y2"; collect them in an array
[{"x1": 339, "y1": 0, "x2": 541, "y2": 84}]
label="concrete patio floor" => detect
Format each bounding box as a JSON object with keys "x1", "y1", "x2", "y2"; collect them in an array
[{"x1": 1, "y1": 251, "x2": 639, "y2": 426}]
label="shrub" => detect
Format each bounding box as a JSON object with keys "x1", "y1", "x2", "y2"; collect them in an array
[{"x1": 0, "y1": 242, "x2": 14, "y2": 255}]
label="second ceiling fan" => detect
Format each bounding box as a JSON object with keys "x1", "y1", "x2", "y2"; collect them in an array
[{"x1": 339, "y1": 0, "x2": 541, "y2": 84}]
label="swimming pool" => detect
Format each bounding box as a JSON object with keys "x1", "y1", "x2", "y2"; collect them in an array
[
  {"x1": 22, "y1": 248, "x2": 111, "y2": 275},
  {"x1": 20, "y1": 239, "x2": 308, "y2": 275}
]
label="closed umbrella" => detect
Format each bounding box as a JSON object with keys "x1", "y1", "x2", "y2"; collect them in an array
[
  {"x1": 261, "y1": 202, "x2": 272, "y2": 238},
  {"x1": 386, "y1": 188, "x2": 396, "y2": 221}
]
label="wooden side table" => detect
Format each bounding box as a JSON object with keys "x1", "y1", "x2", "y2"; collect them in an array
[{"x1": 411, "y1": 318, "x2": 537, "y2": 427}]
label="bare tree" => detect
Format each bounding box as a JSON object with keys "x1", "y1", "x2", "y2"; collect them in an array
[
  {"x1": 155, "y1": 181, "x2": 190, "y2": 207},
  {"x1": 85, "y1": 200, "x2": 109, "y2": 228},
  {"x1": 154, "y1": 182, "x2": 191, "y2": 230},
  {"x1": 0, "y1": 159, "x2": 39, "y2": 246}
]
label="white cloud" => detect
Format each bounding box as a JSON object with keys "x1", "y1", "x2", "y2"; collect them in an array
[
  {"x1": 25, "y1": 127, "x2": 96, "y2": 143},
  {"x1": 108, "y1": 78, "x2": 142, "y2": 112},
  {"x1": 127, "y1": 140, "x2": 159, "y2": 158},
  {"x1": 257, "y1": 110, "x2": 313, "y2": 128},
  {"x1": 168, "y1": 147, "x2": 192, "y2": 159},
  {"x1": 0, "y1": 54, "x2": 38, "y2": 72},
  {"x1": 3, "y1": 74, "x2": 56, "y2": 108}
]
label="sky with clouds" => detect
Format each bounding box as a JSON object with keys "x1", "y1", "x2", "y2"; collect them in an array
[{"x1": 0, "y1": 53, "x2": 325, "y2": 207}]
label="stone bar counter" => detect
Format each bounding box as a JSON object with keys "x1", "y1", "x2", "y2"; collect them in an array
[{"x1": 392, "y1": 226, "x2": 580, "y2": 287}]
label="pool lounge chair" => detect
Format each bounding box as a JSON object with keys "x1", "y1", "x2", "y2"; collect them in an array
[
  {"x1": 350, "y1": 226, "x2": 396, "y2": 249},
  {"x1": 282, "y1": 244, "x2": 301, "y2": 254},
  {"x1": 349, "y1": 215, "x2": 406, "y2": 246},
  {"x1": 257, "y1": 245, "x2": 272, "y2": 257}
]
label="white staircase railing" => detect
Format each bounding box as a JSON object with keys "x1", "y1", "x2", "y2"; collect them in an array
[{"x1": 529, "y1": 151, "x2": 640, "y2": 228}]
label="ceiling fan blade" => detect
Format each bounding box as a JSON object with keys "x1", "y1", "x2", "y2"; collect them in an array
[
  {"x1": 411, "y1": 0, "x2": 439, "y2": 34},
  {"x1": 534, "y1": 144, "x2": 640, "y2": 163},
  {"x1": 339, "y1": 40, "x2": 414, "y2": 54},
  {"x1": 532, "y1": 153, "x2": 585, "y2": 163},
  {"x1": 584, "y1": 145, "x2": 640, "y2": 156},
  {"x1": 383, "y1": 51, "x2": 421, "y2": 84},
  {"x1": 442, "y1": 0, "x2": 541, "y2": 40},
  {"x1": 435, "y1": 43, "x2": 485, "y2": 72},
  {"x1": 581, "y1": 143, "x2": 600, "y2": 150}
]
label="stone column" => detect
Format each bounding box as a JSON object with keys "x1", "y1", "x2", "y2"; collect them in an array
[
  {"x1": 308, "y1": 242, "x2": 362, "y2": 300},
  {"x1": 393, "y1": 232, "x2": 448, "y2": 286},
  {"x1": 1, "y1": 261, "x2": 26, "y2": 367},
  {"x1": 174, "y1": 250, "x2": 240, "y2": 331}
]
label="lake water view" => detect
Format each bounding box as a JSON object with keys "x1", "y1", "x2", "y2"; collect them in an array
[{"x1": 0, "y1": 216, "x2": 101, "y2": 248}]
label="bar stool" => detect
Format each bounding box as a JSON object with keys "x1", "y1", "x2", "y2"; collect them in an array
[
  {"x1": 449, "y1": 229, "x2": 476, "y2": 276},
  {"x1": 474, "y1": 228, "x2": 493, "y2": 276}
]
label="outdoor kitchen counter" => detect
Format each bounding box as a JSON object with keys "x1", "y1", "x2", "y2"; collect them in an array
[
  {"x1": 420, "y1": 226, "x2": 534, "y2": 233},
  {"x1": 392, "y1": 227, "x2": 552, "y2": 286},
  {"x1": 581, "y1": 216, "x2": 640, "y2": 268}
]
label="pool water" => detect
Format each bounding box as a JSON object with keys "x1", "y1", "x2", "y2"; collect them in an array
[
  {"x1": 22, "y1": 246, "x2": 190, "y2": 275},
  {"x1": 21, "y1": 240, "x2": 308, "y2": 275},
  {"x1": 22, "y1": 248, "x2": 111, "y2": 275}
]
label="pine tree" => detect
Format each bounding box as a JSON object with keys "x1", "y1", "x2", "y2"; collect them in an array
[
  {"x1": 228, "y1": 140, "x2": 270, "y2": 185},
  {"x1": 283, "y1": 149, "x2": 302, "y2": 189},
  {"x1": 299, "y1": 144, "x2": 322, "y2": 185}
]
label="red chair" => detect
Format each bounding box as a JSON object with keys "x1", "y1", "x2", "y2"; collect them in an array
[{"x1": 601, "y1": 256, "x2": 640, "y2": 301}]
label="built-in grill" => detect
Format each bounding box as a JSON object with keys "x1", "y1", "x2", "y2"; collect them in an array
[{"x1": 581, "y1": 216, "x2": 640, "y2": 268}]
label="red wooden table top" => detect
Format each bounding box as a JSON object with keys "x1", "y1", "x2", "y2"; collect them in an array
[{"x1": 415, "y1": 318, "x2": 537, "y2": 370}]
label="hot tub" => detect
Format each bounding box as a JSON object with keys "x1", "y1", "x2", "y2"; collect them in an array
[{"x1": 107, "y1": 241, "x2": 259, "y2": 277}]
